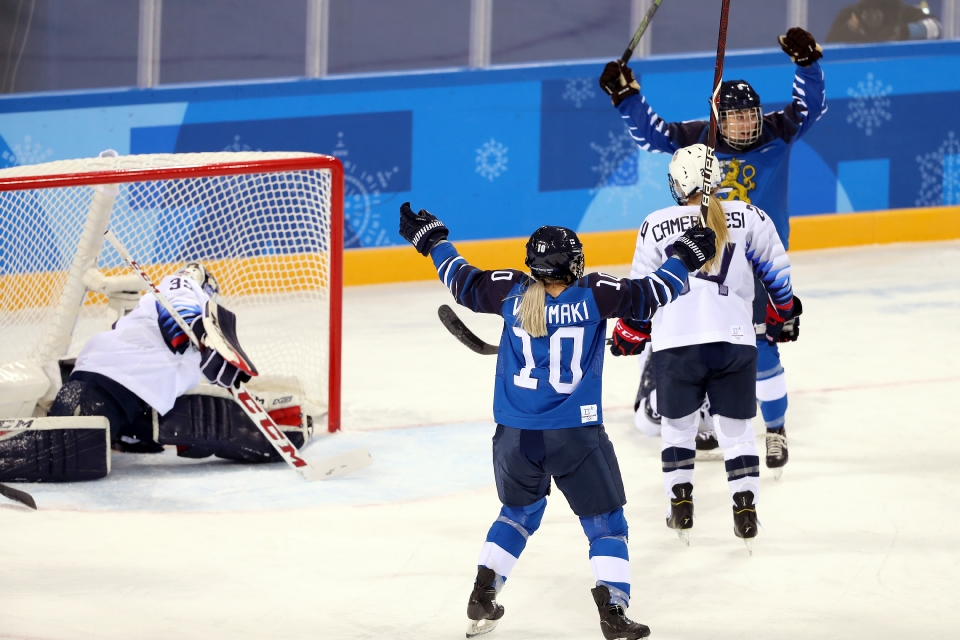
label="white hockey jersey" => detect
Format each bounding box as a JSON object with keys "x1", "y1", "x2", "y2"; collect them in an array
[
  {"x1": 73, "y1": 274, "x2": 210, "y2": 415},
  {"x1": 630, "y1": 200, "x2": 792, "y2": 351}
]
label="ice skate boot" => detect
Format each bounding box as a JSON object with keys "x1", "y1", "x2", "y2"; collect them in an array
[
  {"x1": 466, "y1": 566, "x2": 504, "y2": 637},
  {"x1": 666, "y1": 482, "x2": 694, "y2": 545},
  {"x1": 591, "y1": 585, "x2": 650, "y2": 640},
  {"x1": 765, "y1": 427, "x2": 788, "y2": 480},
  {"x1": 694, "y1": 428, "x2": 721, "y2": 460},
  {"x1": 732, "y1": 490, "x2": 758, "y2": 554}
]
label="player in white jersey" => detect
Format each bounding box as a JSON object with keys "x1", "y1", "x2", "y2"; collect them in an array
[
  {"x1": 47, "y1": 263, "x2": 251, "y2": 452},
  {"x1": 609, "y1": 145, "x2": 798, "y2": 550}
]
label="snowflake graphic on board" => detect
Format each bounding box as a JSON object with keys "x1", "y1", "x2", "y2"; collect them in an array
[
  {"x1": 476, "y1": 138, "x2": 508, "y2": 181},
  {"x1": 223, "y1": 135, "x2": 261, "y2": 152},
  {"x1": 332, "y1": 131, "x2": 398, "y2": 247},
  {"x1": 915, "y1": 131, "x2": 960, "y2": 207},
  {"x1": 1, "y1": 135, "x2": 53, "y2": 166},
  {"x1": 846, "y1": 73, "x2": 892, "y2": 136},
  {"x1": 591, "y1": 128, "x2": 639, "y2": 188},
  {"x1": 562, "y1": 78, "x2": 596, "y2": 109}
]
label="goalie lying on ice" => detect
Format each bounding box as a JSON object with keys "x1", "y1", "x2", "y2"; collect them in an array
[{"x1": 0, "y1": 263, "x2": 311, "y2": 483}]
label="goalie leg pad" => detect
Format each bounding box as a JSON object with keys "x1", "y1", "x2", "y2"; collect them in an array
[
  {"x1": 158, "y1": 392, "x2": 305, "y2": 463},
  {"x1": 0, "y1": 416, "x2": 110, "y2": 482}
]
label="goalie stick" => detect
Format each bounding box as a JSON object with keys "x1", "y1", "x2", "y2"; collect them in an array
[
  {"x1": 0, "y1": 482, "x2": 37, "y2": 509},
  {"x1": 697, "y1": 0, "x2": 732, "y2": 228},
  {"x1": 621, "y1": 0, "x2": 664, "y2": 63},
  {"x1": 102, "y1": 230, "x2": 371, "y2": 482},
  {"x1": 438, "y1": 305, "x2": 498, "y2": 355}
]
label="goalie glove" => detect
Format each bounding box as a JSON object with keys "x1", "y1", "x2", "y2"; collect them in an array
[
  {"x1": 399, "y1": 202, "x2": 449, "y2": 256},
  {"x1": 193, "y1": 302, "x2": 258, "y2": 388},
  {"x1": 599, "y1": 60, "x2": 639, "y2": 107},
  {"x1": 609, "y1": 318, "x2": 651, "y2": 357},
  {"x1": 778, "y1": 27, "x2": 822, "y2": 67}
]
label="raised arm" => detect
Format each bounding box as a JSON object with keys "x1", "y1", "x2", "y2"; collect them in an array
[
  {"x1": 599, "y1": 60, "x2": 707, "y2": 154},
  {"x1": 772, "y1": 28, "x2": 827, "y2": 143},
  {"x1": 399, "y1": 202, "x2": 518, "y2": 315}
]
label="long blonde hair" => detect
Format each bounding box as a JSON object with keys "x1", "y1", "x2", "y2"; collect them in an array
[
  {"x1": 516, "y1": 276, "x2": 566, "y2": 338},
  {"x1": 700, "y1": 189, "x2": 730, "y2": 274}
]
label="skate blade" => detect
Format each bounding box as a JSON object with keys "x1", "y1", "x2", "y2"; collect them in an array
[
  {"x1": 772, "y1": 467, "x2": 783, "y2": 481},
  {"x1": 677, "y1": 529, "x2": 690, "y2": 546},
  {"x1": 466, "y1": 618, "x2": 499, "y2": 638},
  {"x1": 695, "y1": 450, "x2": 723, "y2": 461},
  {"x1": 743, "y1": 538, "x2": 754, "y2": 555}
]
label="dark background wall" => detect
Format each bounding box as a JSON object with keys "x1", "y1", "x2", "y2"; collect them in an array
[{"x1": 0, "y1": 0, "x2": 947, "y2": 94}]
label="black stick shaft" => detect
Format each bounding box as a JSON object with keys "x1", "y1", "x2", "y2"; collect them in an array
[
  {"x1": 0, "y1": 482, "x2": 37, "y2": 509},
  {"x1": 621, "y1": 0, "x2": 664, "y2": 63},
  {"x1": 698, "y1": 0, "x2": 731, "y2": 226}
]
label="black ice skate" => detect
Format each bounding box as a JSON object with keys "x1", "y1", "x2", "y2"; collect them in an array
[
  {"x1": 694, "y1": 428, "x2": 721, "y2": 461},
  {"x1": 765, "y1": 427, "x2": 788, "y2": 480},
  {"x1": 591, "y1": 585, "x2": 650, "y2": 640},
  {"x1": 666, "y1": 482, "x2": 694, "y2": 546},
  {"x1": 634, "y1": 358, "x2": 660, "y2": 425},
  {"x1": 466, "y1": 566, "x2": 504, "y2": 638},
  {"x1": 732, "y1": 490, "x2": 758, "y2": 554}
]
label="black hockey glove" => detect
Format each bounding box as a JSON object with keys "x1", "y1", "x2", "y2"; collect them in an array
[
  {"x1": 609, "y1": 318, "x2": 651, "y2": 357},
  {"x1": 399, "y1": 202, "x2": 449, "y2": 256},
  {"x1": 199, "y1": 347, "x2": 252, "y2": 389},
  {"x1": 599, "y1": 60, "x2": 640, "y2": 107},
  {"x1": 671, "y1": 227, "x2": 717, "y2": 272},
  {"x1": 778, "y1": 27, "x2": 823, "y2": 67}
]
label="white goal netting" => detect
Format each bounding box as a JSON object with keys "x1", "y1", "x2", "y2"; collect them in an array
[{"x1": 0, "y1": 151, "x2": 340, "y2": 423}]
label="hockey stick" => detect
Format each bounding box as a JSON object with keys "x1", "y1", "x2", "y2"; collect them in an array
[
  {"x1": 438, "y1": 305, "x2": 498, "y2": 355},
  {"x1": 621, "y1": 0, "x2": 664, "y2": 63},
  {"x1": 697, "y1": 0, "x2": 732, "y2": 228},
  {"x1": 0, "y1": 482, "x2": 37, "y2": 509},
  {"x1": 102, "y1": 230, "x2": 371, "y2": 482}
]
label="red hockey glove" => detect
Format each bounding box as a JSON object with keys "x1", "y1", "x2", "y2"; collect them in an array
[
  {"x1": 764, "y1": 297, "x2": 795, "y2": 345},
  {"x1": 779, "y1": 295, "x2": 803, "y2": 343},
  {"x1": 610, "y1": 318, "x2": 651, "y2": 357}
]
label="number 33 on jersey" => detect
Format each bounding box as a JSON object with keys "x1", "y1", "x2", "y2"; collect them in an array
[{"x1": 430, "y1": 241, "x2": 690, "y2": 431}]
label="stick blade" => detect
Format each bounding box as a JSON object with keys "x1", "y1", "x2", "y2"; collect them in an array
[
  {"x1": 0, "y1": 482, "x2": 37, "y2": 510},
  {"x1": 305, "y1": 447, "x2": 373, "y2": 481},
  {"x1": 438, "y1": 305, "x2": 498, "y2": 355}
]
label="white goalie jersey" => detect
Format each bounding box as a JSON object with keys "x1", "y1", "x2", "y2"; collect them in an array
[
  {"x1": 73, "y1": 274, "x2": 211, "y2": 415},
  {"x1": 630, "y1": 200, "x2": 792, "y2": 352}
]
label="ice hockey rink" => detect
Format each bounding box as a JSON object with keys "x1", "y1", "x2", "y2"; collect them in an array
[{"x1": 1, "y1": 240, "x2": 958, "y2": 640}]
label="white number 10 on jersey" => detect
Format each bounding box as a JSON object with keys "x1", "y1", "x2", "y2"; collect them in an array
[{"x1": 511, "y1": 326, "x2": 584, "y2": 394}]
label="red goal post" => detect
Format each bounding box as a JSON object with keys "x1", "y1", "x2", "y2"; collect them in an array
[{"x1": 0, "y1": 152, "x2": 344, "y2": 432}]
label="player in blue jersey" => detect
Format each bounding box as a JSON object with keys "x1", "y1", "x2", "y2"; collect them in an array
[
  {"x1": 399, "y1": 203, "x2": 716, "y2": 639},
  {"x1": 599, "y1": 27, "x2": 826, "y2": 475}
]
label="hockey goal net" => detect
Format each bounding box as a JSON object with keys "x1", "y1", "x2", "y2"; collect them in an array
[{"x1": 0, "y1": 151, "x2": 343, "y2": 432}]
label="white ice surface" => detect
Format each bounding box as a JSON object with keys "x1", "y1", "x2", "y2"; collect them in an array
[{"x1": 2, "y1": 241, "x2": 959, "y2": 639}]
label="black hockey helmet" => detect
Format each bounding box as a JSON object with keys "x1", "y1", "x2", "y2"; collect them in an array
[
  {"x1": 718, "y1": 80, "x2": 761, "y2": 110},
  {"x1": 525, "y1": 226, "x2": 584, "y2": 282},
  {"x1": 718, "y1": 80, "x2": 763, "y2": 151}
]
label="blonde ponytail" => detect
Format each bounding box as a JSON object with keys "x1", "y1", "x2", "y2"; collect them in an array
[
  {"x1": 517, "y1": 278, "x2": 548, "y2": 337},
  {"x1": 701, "y1": 191, "x2": 730, "y2": 274}
]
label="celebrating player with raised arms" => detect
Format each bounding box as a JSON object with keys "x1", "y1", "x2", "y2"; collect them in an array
[
  {"x1": 610, "y1": 144, "x2": 799, "y2": 551},
  {"x1": 599, "y1": 27, "x2": 825, "y2": 473},
  {"x1": 400, "y1": 202, "x2": 715, "y2": 639}
]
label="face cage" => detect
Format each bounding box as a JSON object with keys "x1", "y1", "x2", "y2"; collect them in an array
[
  {"x1": 719, "y1": 106, "x2": 763, "y2": 151},
  {"x1": 668, "y1": 174, "x2": 694, "y2": 205}
]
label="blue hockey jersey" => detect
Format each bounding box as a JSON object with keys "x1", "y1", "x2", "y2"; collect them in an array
[
  {"x1": 430, "y1": 241, "x2": 689, "y2": 430},
  {"x1": 617, "y1": 62, "x2": 827, "y2": 248}
]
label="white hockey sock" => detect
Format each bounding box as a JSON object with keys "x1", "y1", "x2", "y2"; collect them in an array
[
  {"x1": 661, "y1": 411, "x2": 698, "y2": 511},
  {"x1": 714, "y1": 415, "x2": 760, "y2": 505}
]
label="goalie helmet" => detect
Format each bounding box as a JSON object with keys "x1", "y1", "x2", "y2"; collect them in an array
[
  {"x1": 524, "y1": 226, "x2": 584, "y2": 282},
  {"x1": 668, "y1": 144, "x2": 721, "y2": 205},
  {"x1": 718, "y1": 80, "x2": 763, "y2": 150},
  {"x1": 178, "y1": 262, "x2": 219, "y2": 299}
]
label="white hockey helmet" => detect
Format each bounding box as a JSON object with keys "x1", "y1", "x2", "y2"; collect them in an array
[
  {"x1": 178, "y1": 262, "x2": 219, "y2": 299},
  {"x1": 668, "y1": 144, "x2": 721, "y2": 205}
]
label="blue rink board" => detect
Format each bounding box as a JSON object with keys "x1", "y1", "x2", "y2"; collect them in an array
[{"x1": 0, "y1": 39, "x2": 958, "y2": 260}]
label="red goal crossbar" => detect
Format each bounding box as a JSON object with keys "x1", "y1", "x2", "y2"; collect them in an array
[{"x1": 0, "y1": 155, "x2": 345, "y2": 433}]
